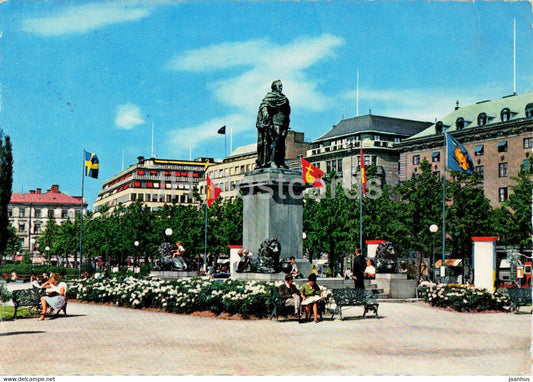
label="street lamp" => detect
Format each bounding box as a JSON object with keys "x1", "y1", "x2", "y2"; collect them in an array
[
  {"x1": 134, "y1": 241, "x2": 139, "y2": 267},
  {"x1": 429, "y1": 224, "x2": 438, "y2": 282},
  {"x1": 165, "y1": 228, "x2": 173, "y2": 242}
]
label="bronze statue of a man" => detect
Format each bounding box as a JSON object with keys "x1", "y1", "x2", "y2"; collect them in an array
[{"x1": 256, "y1": 79, "x2": 291, "y2": 168}]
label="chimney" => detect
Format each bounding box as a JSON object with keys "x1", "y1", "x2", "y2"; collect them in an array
[
  {"x1": 36, "y1": 188, "x2": 41, "y2": 194},
  {"x1": 29, "y1": 190, "x2": 35, "y2": 194},
  {"x1": 50, "y1": 185, "x2": 59, "y2": 193}
]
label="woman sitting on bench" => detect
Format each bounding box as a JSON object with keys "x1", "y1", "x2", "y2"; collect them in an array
[{"x1": 38, "y1": 273, "x2": 67, "y2": 321}]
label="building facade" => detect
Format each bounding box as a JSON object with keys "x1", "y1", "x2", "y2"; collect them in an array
[
  {"x1": 9, "y1": 185, "x2": 86, "y2": 253},
  {"x1": 93, "y1": 156, "x2": 213, "y2": 212},
  {"x1": 396, "y1": 91, "x2": 533, "y2": 207},
  {"x1": 305, "y1": 114, "x2": 432, "y2": 188}
]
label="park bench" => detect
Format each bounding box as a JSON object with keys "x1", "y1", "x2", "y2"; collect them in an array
[
  {"x1": 270, "y1": 287, "x2": 300, "y2": 321},
  {"x1": 331, "y1": 287, "x2": 379, "y2": 320},
  {"x1": 12, "y1": 287, "x2": 68, "y2": 319},
  {"x1": 12, "y1": 287, "x2": 43, "y2": 318},
  {"x1": 269, "y1": 288, "x2": 325, "y2": 322},
  {"x1": 505, "y1": 288, "x2": 532, "y2": 314}
]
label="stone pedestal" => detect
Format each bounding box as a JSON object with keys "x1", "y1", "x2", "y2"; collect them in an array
[{"x1": 238, "y1": 168, "x2": 308, "y2": 263}]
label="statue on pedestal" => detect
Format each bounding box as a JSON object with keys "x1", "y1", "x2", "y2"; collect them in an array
[{"x1": 256, "y1": 80, "x2": 291, "y2": 169}]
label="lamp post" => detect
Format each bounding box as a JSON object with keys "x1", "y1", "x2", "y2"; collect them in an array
[
  {"x1": 165, "y1": 228, "x2": 173, "y2": 242},
  {"x1": 429, "y1": 224, "x2": 438, "y2": 282},
  {"x1": 134, "y1": 240, "x2": 139, "y2": 267}
]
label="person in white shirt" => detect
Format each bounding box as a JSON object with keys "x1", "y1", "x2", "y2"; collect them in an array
[{"x1": 364, "y1": 259, "x2": 376, "y2": 279}]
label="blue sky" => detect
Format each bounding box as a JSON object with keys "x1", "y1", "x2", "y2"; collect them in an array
[{"x1": 1, "y1": 0, "x2": 532, "y2": 208}]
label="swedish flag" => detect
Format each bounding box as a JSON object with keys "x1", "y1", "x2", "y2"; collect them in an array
[
  {"x1": 84, "y1": 151, "x2": 99, "y2": 179},
  {"x1": 446, "y1": 133, "x2": 474, "y2": 174}
]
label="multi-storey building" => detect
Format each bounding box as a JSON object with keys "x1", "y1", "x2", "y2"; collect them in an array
[
  {"x1": 396, "y1": 91, "x2": 533, "y2": 207},
  {"x1": 201, "y1": 130, "x2": 310, "y2": 200},
  {"x1": 9, "y1": 185, "x2": 86, "y2": 253},
  {"x1": 93, "y1": 156, "x2": 213, "y2": 212},
  {"x1": 305, "y1": 114, "x2": 432, "y2": 188}
]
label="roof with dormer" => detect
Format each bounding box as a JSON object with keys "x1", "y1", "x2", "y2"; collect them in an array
[
  {"x1": 315, "y1": 114, "x2": 432, "y2": 142},
  {"x1": 407, "y1": 90, "x2": 533, "y2": 140}
]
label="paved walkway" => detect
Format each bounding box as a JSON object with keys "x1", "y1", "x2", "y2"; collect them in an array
[{"x1": 1, "y1": 283, "x2": 531, "y2": 376}]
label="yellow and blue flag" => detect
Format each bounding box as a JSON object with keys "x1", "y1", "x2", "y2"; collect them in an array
[
  {"x1": 84, "y1": 151, "x2": 99, "y2": 179},
  {"x1": 446, "y1": 133, "x2": 474, "y2": 174}
]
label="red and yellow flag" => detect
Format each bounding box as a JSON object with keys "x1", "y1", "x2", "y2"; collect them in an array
[
  {"x1": 301, "y1": 157, "x2": 324, "y2": 187},
  {"x1": 360, "y1": 148, "x2": 367, "y2": 196},
  {"x1": 206, "y1": 175, "x2": 221, "y2": 207}
]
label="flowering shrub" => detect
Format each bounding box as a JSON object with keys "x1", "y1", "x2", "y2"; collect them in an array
[
  {"x1": 68, "y1": 276, "x2": 279, "y2": 318},
  {"x1": 0, "y1": 283, "x2": 11, "y2": 303},
  {"x1": 419, "y1": 282, "x2": 510, "y2": 312}
]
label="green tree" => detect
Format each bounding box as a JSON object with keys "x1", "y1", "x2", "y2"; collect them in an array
[
  {"x1": 504, "y1": 161, "x2": 533, "y2": 251},
  {"x1": 395, "y1": 159, "x2": 443, "y2": 257},
  {"x1": 447, "y1": 170, "x2": 493, "y2": 258},
  {"x1": 0, "y1": 130, "x2": 13, "y2": 254}
]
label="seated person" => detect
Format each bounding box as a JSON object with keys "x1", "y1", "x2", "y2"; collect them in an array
[
  {"x1": 38, "y1": 273, "x2": 67, "y2": 321},
  {"x1": 30, "y1": 273, "x2": 42, "y2": 288},
  {"x1": 172, "y1": 241, "x2": 185, "y2": 258},
  {"x1": 364, "y1": 259, "x2": 376, "y2": 279},
  {"x1": 300, "y1": 273, "x2": 324, "y2": 323},
  {"x1": 278, "y1": 274, "x2": 301, "y2": 317},
  {"x1": 289, "y1": 256, "x2": 302, "y2": 279}
]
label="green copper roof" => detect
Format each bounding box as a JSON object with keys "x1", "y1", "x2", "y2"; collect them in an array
[{"x1": 408, "y1": 91, "x2": 533, "y2": 140}]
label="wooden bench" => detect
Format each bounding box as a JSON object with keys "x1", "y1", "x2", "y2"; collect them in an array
[
  {"x1": 505, "y1": 288, "x2": 532, "y2": 314},
  {"x1": 331, "y1": 287, "x2": 379, "y2": 320},
  {"x1": 12, "y1": 287, "x2": 68, "y2": 319}
]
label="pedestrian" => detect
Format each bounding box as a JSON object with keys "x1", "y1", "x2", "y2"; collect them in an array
[
  {"x1": 279, "y1": 274, "x2": 301, "y2": 317},
  {"x1": 352, "y1": 248, "x2": 365, "y2": 289}
]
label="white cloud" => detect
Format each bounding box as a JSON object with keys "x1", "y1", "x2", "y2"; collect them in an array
[
  {"x1": 167, "y1": 114, "x2": 247, "y2": 159},
  {"x1": 21, "y1": 2, "x2": 154, "y2": 36},
  {"x1": 164, "y1": 34, "x2": 344, "y2": 155},
  {"x1": 115, "y1": 103, "x2": 145, "y2": 130},
  {"x1": 339, "y1": 82, "x2": 513, "y2": 122}
]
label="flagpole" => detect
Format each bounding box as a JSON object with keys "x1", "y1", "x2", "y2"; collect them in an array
[
  {"x1": 224, "y1": 131, "x2": 227, "y2": 158},
  {"x1": 359, "y1": 175, "x2": 363, "y2": 252},
  {"x1": 441, "y1": 131, "x2": 447, "y2": 281},
  {"x1": 204, "y1": 202, "x2": 208, "y2": 274},
  {"x1": 79, "y1": 149, "x2": 85, "y2": 279}
]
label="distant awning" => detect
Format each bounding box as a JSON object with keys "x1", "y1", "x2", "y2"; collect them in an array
[{"x1": 435, "y1": 259, "x2": 462, "y2": 267}]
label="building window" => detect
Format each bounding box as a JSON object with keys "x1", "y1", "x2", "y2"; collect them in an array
[
  {"x1": 477, "y1": 113, "x2": 488, "y2": 126},
  {"x1": 522, "y1": 159, "x2": 533, "y2": 173},
  {"x1": 413, "y1": 155, "x2": 420, "y2": 165},
  {"x1": 337, "y1": 159, "x2": 343, "y2": 173},
  {"x1": 433, "y1": 171, "x2": 441, "y2": 178},
  {"x1": 500, "y1": 108, "x2": 511, "y2": 122},
  {"x1": 48, "y1": 210, "x2": 54, "y2": 218},
  {"x1": 19, "y1": 223, "x2": 25, "y2": 232},
  {"x1": 498, "y1": 162, "x2": 508, "y2": 177},
  {"x1": 498, "y1": 187, "x2": 508, "y2": 202},
  {"x1": 475, "y1": 165, "x2": 484, "y2": 178},
  {"x1": 326, "y1": 161, "x2": 332, "y2": 174},
  {"x1": 61, "y1": 210, "x2": 68, "y2": 218},
  {"x1": 131, "y1": 194, "x2": 137, "y2": 201},
  {"x1": 431, "y1": 152, "x2": 440, "y2": 162},
  {"x1": 525, "y1": 103, "x2": 533, "y2": 118},
  {"x1": 19, "y1": 209, "x2": 25, "y2": 218},
  {"x1": 497, "y1": 141, "x2": 508, "y2": 153},
  {"x1": 474, "y1": 145, "x2": 484, "y2": 156},
  {"x1": 524, "y1": 137, "x2": 533, "y2": 149},
  {"x1": 34, "y1": 223, "x2": 41, "y2": 234},
  {"x1": 35, "y1": 209, "x2": 42, "y2": 218},
  {"x1": 456, "y1": 117, "x2": 465, "y2": 130}
]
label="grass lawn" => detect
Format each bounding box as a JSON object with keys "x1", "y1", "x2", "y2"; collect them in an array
[{"x1": 0, "y1": 306, "x2": 35, "y2": 320}]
